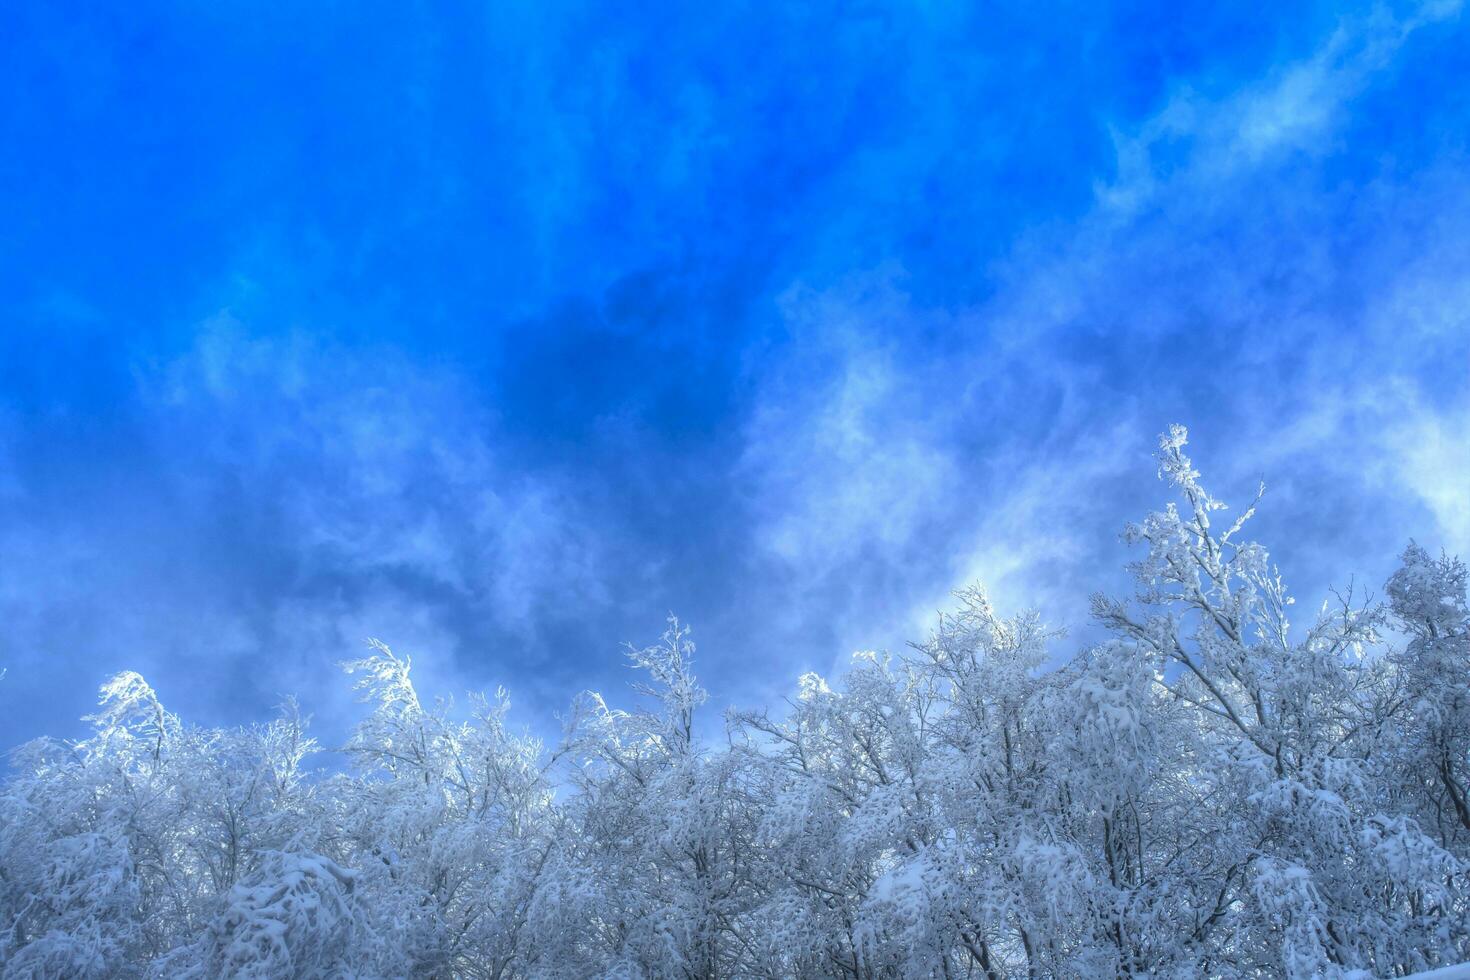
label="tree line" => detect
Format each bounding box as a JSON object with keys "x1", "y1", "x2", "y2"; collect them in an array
[{"x1": 2, "y1": 426, "x2": 1467, "y2": 978}]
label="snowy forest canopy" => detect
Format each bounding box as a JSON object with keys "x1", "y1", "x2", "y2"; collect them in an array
[{"x1": 2, "y1": 426, "x2": 1468, "y2": 979}]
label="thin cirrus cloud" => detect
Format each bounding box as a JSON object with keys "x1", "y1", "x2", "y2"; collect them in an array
[
  {"x1": 0, "y1": 1, "x2": 1467, "y2": 753},
  {"x1": 1097, "y1": 0, "x2": 1464, "y2": 214}
]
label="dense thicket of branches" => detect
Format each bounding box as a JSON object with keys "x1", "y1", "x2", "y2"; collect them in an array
[{"x1": 2, "y1": 427, "x2": 1468, "y2": 978}]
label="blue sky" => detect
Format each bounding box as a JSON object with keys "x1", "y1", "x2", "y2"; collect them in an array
[{"x1": 1, "y1": 1, "x2": 1468, "y2": 752}]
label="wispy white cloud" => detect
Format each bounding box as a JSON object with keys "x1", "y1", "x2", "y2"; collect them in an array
[
  {"x1": 147, "y1": 320, "x2": 612, "y2": 626},
  {"x1": 1096, "y1": 1, "x2": 1464, "y2": 215},
  {"x1": 1379, "y1": 399, "x2": 1470, "y2": 557},
  {"x1": 743, "y1": 281, "x2": 958, "y2": 576}
]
